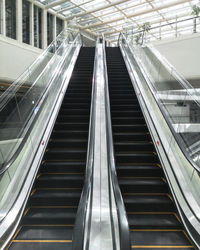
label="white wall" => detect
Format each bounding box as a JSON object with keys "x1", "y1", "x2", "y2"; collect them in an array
[
  {"x1": 0, "y1": 35, "x2": 43, "y2": 82},
  {"x1": 153, "y1": 33, "x2": 200, "y2": 81}
]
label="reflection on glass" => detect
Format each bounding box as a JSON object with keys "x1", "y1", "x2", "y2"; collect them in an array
[
  {"x1": 56, "y1": 18, "x2": 63, "y2": 36},
  {"x1": 34, "y1": 5, "x2": 42, "y2": 48},
  {"x1": 6, "y1": 0, "x2": 16, "y2": 39},
  {"x1": 47, "y1": 12, "x2": 53, "y2": 45},
  {"x1": 23, "y1": 0, "x2": 30, "y2": 44}
]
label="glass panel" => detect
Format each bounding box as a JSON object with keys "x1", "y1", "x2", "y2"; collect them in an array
[
  {"x1": 56, "y1": 17, "x2": 63, "y2": 36},
  {"x1": 22, "y1": 0, "x2": 30, "y2": 44},
  {"x1": 34, "y1": 5, "x2": 42, "y2": 48},
  {"x1": 47, "y1": 12, "x2": 53, "y2": 45},
  {"x1": 6, "y1": 0, "x2": 16, "y2": 39}
]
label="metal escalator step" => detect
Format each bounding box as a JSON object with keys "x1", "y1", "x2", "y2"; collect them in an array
[
  {"x1": 41, "y1": 161, "x2": 85, "y2": 173},
  {"x1": 113, "y1": 124, "x2": 148, "y2": 133},
  {"x1": 51, "y1": 130, "x2": 88, "y2": 139},
  {"x1": 57, "y1": 115, "x2": 90, "y2": 122},
  {"x1": 54, "y1": 122, "x2": 89, "y2": 131},
  {"x1": 113, "y1": 133, "x2": 151, "y2": 142},
  {"x1": 123, "y1": 193, "x2": 174, "y2": 213},
  {"x1": 114, "y1": 141, "x2": 154, "y2": 151},
  {"x1": 44, "y1": 149, "x2": 87, "y2": 160},
  {"x1": 36, "y1": 174, "x2": 84, "y2": 188},
  {"x1": 128, "y1": 213, "x2": 182, "y2": 229},
  {"x1": 111, "y1": 111, "x2": 143, "y2": 118},
  {"x1": 15, "y1": 225, "x2": 73, "y2": 240},
  {"x1": 59, "y1": 109, "x2": 90, "y2": 115},
  {"x1": 112, "y1": 117, "x2": 145, "y2": 125},
  {"x1": 9, "y1": 242, "x2": 72, "y2": 250},
  {"x1": 115, "y1": 152, "x2": 158, "y2": 163},
  {"x1": 116, "y1": 164, "x2": 162, "y2": 177},
  {"x1": 119, "y1": 177, "x2": 168, "y2": 193},
  {"x1": 22, "y1": 207, "x2": 77, "y2": 225},
  {"x1": 130, "y1": 230, "x2": 193, "y2": 247},
  {"x1": 30, "y1": 189, "x2": 81, "y2": 206}
]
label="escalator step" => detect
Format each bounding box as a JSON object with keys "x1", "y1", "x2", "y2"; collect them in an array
[
  {"x1": 123, "y1": 194, "x2": 174, "y2": 212},
  {"x1": 119, "y1": 177, "x2": 168, "y2": 193},
  {"x1": 41, "y1": 161, "x2": 85, "y2": 173},
  {"x1": 128, "y1": 213, "x2": 182, "y2": 229},
  {"x1": 130, "y1": 230, "x2": 193, "y2": 248},
  {"x1": 9, "y1": 242, "x2": 72, "y2": 250},
  {"x1": 22, "y1": 207, "x2": 77, "y2": 224},
  {"x1": 15, "y1": 225, "x2": 73, "y2": 240},
  {"x1": 117, "y1": 164, "x2": 162, "y2": 177},
  {"x1": 30, "y1": 189, "x2": 82, "y2": 206},
  {"x1": 36, "y1": 174, "x2": 84, "y2": 188}
]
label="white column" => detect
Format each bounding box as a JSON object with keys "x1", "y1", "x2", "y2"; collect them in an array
[
  {"x1": 42, "y1": 9, "x2": 47, "y2": 48},
  {"x1": 16, "y1": 0, "x2": 23, "y2": 42},
  {"x1": 64, "y1": 20, "x2": 68, "y2": 30},
  {"x1": 53, "y1": 15, "x2": 56, "y2": 40},
  {"x1": 30, "y1": 2, "x2": 34, "y2": 46},
  {"x1": 1, "y1": 0, "x2": 6, "y2": 35}
]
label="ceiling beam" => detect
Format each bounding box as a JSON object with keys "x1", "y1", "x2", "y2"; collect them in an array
[
  {"x1": 104, "y1": 11, "x2": 193, "y2": 36},
  {"x1": 65, "y1": 0, "x2": 131, "y2": 20},
  {"x1": 80, "y1": 0, "x2": 193, "y2": 29}
]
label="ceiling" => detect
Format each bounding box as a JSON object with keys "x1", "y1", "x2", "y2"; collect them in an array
[{"x1": 36, "y1": 0, "x2": 200, "y2": 44}]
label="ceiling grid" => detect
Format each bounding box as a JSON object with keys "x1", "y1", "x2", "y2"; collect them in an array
[{"x1": 36, "y1": 0, "x2": 199, "y2": 44}]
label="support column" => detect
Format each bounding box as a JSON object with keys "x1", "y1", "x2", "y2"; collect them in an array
[
  {"x1": 64, "y1": 20, "x2": 68, "y2": 30},
  {"x1": 42, "y1": 9, "x2": 47, "y2": 48},
  {"x1": 16, "y1": 0, "x2": 23, "y2": 42},
  {"x1": 30, "y1": 2, "x2": 34, "y2": 46},
  {"x1": 1, "y1": 0, "x2": 6, "y2": 35},
  {"x1": 53, "y1": 15, "x2": 56, "y2": 40}
]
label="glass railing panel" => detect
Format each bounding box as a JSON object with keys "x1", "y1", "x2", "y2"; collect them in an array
[
  {"x1": 123, "y1": 34, "x2": 200, "y2": 171},
  {"x1": 0, "y1": 31, "x2": 75, "y2": 167},
  {"x1": 0, "y1": 33, "x2": 82, "y2": 229}
]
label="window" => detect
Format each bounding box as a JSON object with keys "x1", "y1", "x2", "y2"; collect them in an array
[
  {"x1": 47, "y1": 12, "x2": 53, "y2": 45},
  {"x1": 23, "y1": 0, "x2": 30, "y2": 44},
  {"x1": 56, "y1": 18, "x2": 64, "y2": 36},
  {"x1": 34, "y1": 5, "x2": 42, "y2": 48},
  {"x1": 6, "y1": 0, "x2": 16, "y2": 39}
]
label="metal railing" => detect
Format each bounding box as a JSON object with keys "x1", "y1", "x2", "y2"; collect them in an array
[{"x1": 122, "y1": 16, "x2": 200, "y2": 45}]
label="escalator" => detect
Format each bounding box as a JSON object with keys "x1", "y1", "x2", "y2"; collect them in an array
[
  {"x1": 8, "y1": 47, "x2": 95, "y2": 250},
  {"x1": 106, "y1": 47, "x2": 195, "y2": 249}
]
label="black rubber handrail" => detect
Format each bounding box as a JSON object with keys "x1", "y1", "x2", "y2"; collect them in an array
[{"x1": 0, "y1": 33, "x2": 82, "y2": 175}]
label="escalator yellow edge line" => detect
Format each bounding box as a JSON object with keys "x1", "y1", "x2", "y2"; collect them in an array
[
  {"x1": 183, "y1": 231, "x2": 196, "y2": 249},
  {"x1": 130, "y1": 229, "x2": 183, "y2": 232},
  {"x1": 24, "y1": 208, "x2": 31, "y2": 216},
  {"x1": 37, "y1": 187, "x2": 82, "y2": 190},
  {"x1": 131, "y1": 246, "x2": 194, "y2": 249},
  {"x1": 12, "y1": 226, "x2": 22, "y2": 240},
  {"x1": 22, "y1": 224, "x2": 74, "y2": 227},
  {"x1": 127, "y1": 212, "x2": 177, "y2": 215},
  {"x1": 122, "y1": 193, "x2": 169, "y2": 196},
  {"x1": 12, "y1": 240, "x2": 72, "y2": 243},
  {"x1": 29, "y1": 206, "x2": 78, "y2": 208}
]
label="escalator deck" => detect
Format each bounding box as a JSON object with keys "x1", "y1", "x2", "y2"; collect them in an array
[
  {"x1": 7, "y1": 47, "x2": 95, "y2": 250},
  {"x1": 106, "y1": 47, "x2": 195, "y2": 250}
]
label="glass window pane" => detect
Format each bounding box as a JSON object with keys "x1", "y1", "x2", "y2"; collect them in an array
[
  {"x1": 23, "y1": 0, "x2": 30, "y2": 44},
  {"x1": 6, "y1": 0, "x2": 16, "y2": 39},
  {"x1": 34, "y1": 5, "x2": 42, "y2": 48},
  {"x1": 56, "y1": 17, "x2": 63, "y2": 36},
  {"x1": 47, "y1": 12, "x2": 53, "y2": 45}
]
